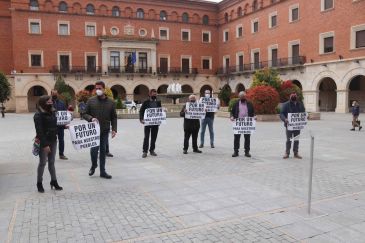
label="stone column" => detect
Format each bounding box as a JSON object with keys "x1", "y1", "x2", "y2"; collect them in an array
[
  {"x1": 15, "y1": 96, "x2": 29, "y2": 113},
  {"x1": 101, "y1": 47, "x2": 108, "y2": 75},
  {"x1": 335, "y1": 89, "x2": 349, "y2": 113},
  {"x1": 303, "y1": 90, "x2": 319, "y2": 112}
]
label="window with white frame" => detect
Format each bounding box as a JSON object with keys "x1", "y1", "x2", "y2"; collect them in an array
[
  {"x1": 29, "y1": 50, "x2": 43, "y2": 67},
  {"x1": 268, "y1": 45, "x2": 278, "y2": 67},
  {"x1": 202, "y1": 31, "x2": 211, "y2": 43},
  {"x1": 58, "y1": 21, "x2": 70, "y2": 36},
  {"x1": 181, "y1": 56, "x2": 192, "y2": 73},
  {"x1": 181, "y1": 29, "x2": 190, "y2": 41},
  {"x1": 223, "y1": 29, "x2": 229, "y2": 42},
  {"x1": 236, "y1": 25, "x2": 243, "y2": 38},
  {"x1": 319, "y1": 31, "x2": 335, "y2": 54},
  {"x1": 289, "y1": 4, "x2": 299, "y2": 22},
  {"x1": 159, "y1": 27, "x2": 169, "y2": 40},
  {"x1": 29, "y1": 19, "x2": 41, "y2": 34},
  {"x1": 288, "y1": 40, "x2": 300, "y2": 64},
  {"x1": 236, "y1": 52, "x2": 244, "y2": 71},
  {"x1": 202, "y1": 57, "x2": 212, "y2": 70},
  {"x1": 251, "y1": 49, "x2": 260, "y2": 69},
  {"x1": 351, "y1": 24, "x2": 365, "y2": 49},
  {"x1": 223, "y1": 55, "x2": 230, "y2": 73},
  {"x1": 85, "y1": 52, "x2": 98, "y2": 72},
  {"x1": 269, "y1": 12, "x2": 278, "y2": 28},
  {"x1": 252, "y1": 19, "x2": 259, "y2": 33},
  {"x1": 85, "y1": 22, "x2": 96, "y2": 36},
  {"x1": 321, "y1": 0, "x2": 334, "y2": 11}
]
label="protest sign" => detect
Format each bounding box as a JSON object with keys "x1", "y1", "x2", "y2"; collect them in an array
[
  {"x1": 200, "y1": 97, "x2": 219, "y2": 112},
  {"x1": 69, "y1": 122, "x2": 100, "y2": 150},
  {"x1": 287, "y1": 112, "x2": 307, "y2": 131},
  {"x1": 232, "y1": 117, "x2": 256, "y2": 134},
  {"x1": 185, "y1": 102, "x2": 206, "y2": 119},
  {"x1": 56, "y1": 111, "x2": 72, "y2": 126},
  {"x1": 143, "y1": 108, "x2": 167, "y2": 126}
]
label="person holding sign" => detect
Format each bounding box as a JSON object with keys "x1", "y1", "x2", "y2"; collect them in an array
[
  {"x1": 351, "y1": 101, "x2": 362, "y2": 131},
  {"x1": 34, "y1": 95, "x2": 63, "y2": 193},
  {"x1": 180, "y1": 95, "x2": 203, "y2": 154},
  {"x1": 230, "y1": 91, "x2": 255, "y2": 158},
  {"x1": 280, "y1": 92, "x2": 306, "y2": 159},
  {"x1": 139, "y1": 89, "x2": 162, "y2": 158},
  {"x1": 83, "y1": 81, "x2": 117, "y2": 179},
  {"x1": 52, "y1": 90, "x2": 68, "y2": 160},
  {"x1": 199, "y1": 90, "x2": 219, "y2": 149}
]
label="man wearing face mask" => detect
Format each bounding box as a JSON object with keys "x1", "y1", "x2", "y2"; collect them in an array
[
  {"x1": 180, "y1": 95, "x2": 202, "y2": 154},
  {"x1": 139, "y1": 89, "x2": 162, "y2": 158},
  {"x1": 51, "y1": 90, "x2": 68, "y2": 160},
  {"x1": 199, "y1": 90, "x2": 219, "y2": 149},
  {"x1": 280, "y1": 92, "x2": 305, "y2": 159},
  {"x1": 83, "y1": 81, "x2": 117, "y2": 179},
  {"x1": 230, "y1": 91, "x2": 255, "y2": 158}
]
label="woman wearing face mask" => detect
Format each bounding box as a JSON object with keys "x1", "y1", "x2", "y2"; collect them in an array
[
  {"x1": 34, "y1": 95, "x2": 63, "y2": 193},
  {"x1": 351, "y1": 101, "x2": 362, "y2": 131}
]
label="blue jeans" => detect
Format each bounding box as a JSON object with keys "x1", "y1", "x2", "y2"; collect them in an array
[
  {"x1": 90, "y1": 130, "x2": 109, "y2": 174},
  {"x1": 200, "y1": 117, "x2": 214, "y2": 145}
]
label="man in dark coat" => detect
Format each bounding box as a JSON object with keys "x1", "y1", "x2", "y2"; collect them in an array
[
  {"x1": 83, "y1": 81, "x2": 117, "y2": 179},
  {"x1": 51, "y1": 90, "x2": 68, "y2": 160},
  {"x1": 280, "y1": 92, "x2": 306, "y2": 159},
  {"x1": 180, "y1": 95, "x2": 202, "y2": 154},
  {"x1": 230, "y1": 91, "x2": 255, "y2": 158},
  {"x1": 139, "y1": 89, "x2": 162, "y2": 158}
]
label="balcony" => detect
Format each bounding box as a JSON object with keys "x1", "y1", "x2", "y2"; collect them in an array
[
  {"x1": 157, "y1": 67, "x2": 198, "y2": 75},
  {"x1": 217, "y1": 56, "x2": 306, "y2": 75},
  {"x1": 108, "y1": 66, "x2": 152, "y2": 74},
  {"x1": 51, "y1": 66, "x2": 102, "y2": 74}
]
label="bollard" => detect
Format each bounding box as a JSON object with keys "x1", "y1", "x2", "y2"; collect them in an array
[{"x1": 308, "y1": 135, "x2": 314, "y2": 214}]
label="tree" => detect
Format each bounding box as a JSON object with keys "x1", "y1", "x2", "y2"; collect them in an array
[
  {"x1": 251, "y1": 68, "x2": 282, "y2": 91},
  {"x1": 279, "y1": 80, "x2": 303, "y2": 103},
  {"x1": 0, "y1": 72, "x2": 11, "y2": 106},
  {"x1": 218, "y1": 84, "x2": 232, "y2": 106},
  {"x1": 54, "y1": 75, "x2": 73, "y2": 105}
]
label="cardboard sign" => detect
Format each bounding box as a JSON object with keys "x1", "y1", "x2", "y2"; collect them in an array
[
  {"x1": 143, "y1": 108, "x2": 167, "y2": 126},
  {"x1": 200, "y1": 97, "x2": 219, "y2": 112},
  {"x1": 287, "y1": 112, "x2": 307, "y2": 131},
  {"x1": 69, "y1": 122, "x2": 100, "y2": 150},
  {"x1": 185, "y1": 102, "x2": 206, "y2": 119},
  {"x1": 232, "y1": 117, "x2": 256, "y2": 134},
  {"x1": 56, "y1": 111, "x2": 72, "y2": 126}
]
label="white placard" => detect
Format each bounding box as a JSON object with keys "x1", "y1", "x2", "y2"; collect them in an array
[
  {"x1": 143, "y1": 108, "x2": 167, "y2": 126},
  {"x1": 232, "y1": 117, "x2": 256, "y2": 134},
  {"x1": 287, "y1": 112, "x2": 307, "y2": 131},
  {"x1": 56, "y1": 111, "x2": 72, "y2": 126},
  {"x1": 69, "y1": 122, "x2": 100, "y2": 150},
  {"x1": 185, "y1": 102, "x2": 206, "y2": 119},
  {"x1": 200, "y1": 97, "x2": 219, "y2": 112}
]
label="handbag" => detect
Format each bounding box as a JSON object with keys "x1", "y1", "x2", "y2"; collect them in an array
[{"x1": 32, "y1": 137, "x2": 40, "y2": 156}]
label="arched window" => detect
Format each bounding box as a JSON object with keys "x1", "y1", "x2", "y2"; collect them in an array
[
  {"x1": 224, "y1": 12, "x2": 229, "y2": 23},
  {"x1": 202, "y1": 15, "x2": 209, "y2": 25},
  {"x1": 29, "y1": 0, "x2": 39, "y2": 10},
  {"x1": 182, "y1": 12, "x2": 189, "y2": 23},
  {"x1": 86, "y1": 4, "x2": 95, "y2": 14},
  {"x1": 252, "y1": 0, "x2": 258, "y2": 11},
  {"x1": 59, "y1": 1, "x2": 68, "y2": 12},
  {"x1": 112, "y1": 6, "x2": 120, "y2": 16},
  {"x1": 136, "y1": 8, "x2": 144, "y2": 19},
  {"x1": 160, "y1": 10, "x2": 167, "y2": 21},
  {"x1": 237, "y1": 7, "x2": 242, "y2": 17}
]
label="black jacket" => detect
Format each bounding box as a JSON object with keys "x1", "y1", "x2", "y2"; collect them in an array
[
  {"x1": 139, "y1": 99, "x2": 162, "y2": 121},
  {"x1": 230, "y1": 100, "x2": 255, "y2": 119},
  {"x1": 34, "y1": 108, "x2": 58, "y2": 148},
  {"x1": 180, "y1": 104, "x2": 200, "y2": 131},
  {"x1": 83, "y1": 96, "x2": 117, "y2": 132},
  {"x1": 280, "y1": 100, "x2": 306, "y2": 124}
]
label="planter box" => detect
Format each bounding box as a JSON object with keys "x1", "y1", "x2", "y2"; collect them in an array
[
  {"x1": 256, "y1": 114, "x2": 281, "y2": 121},
  {"x1": 308, "y1": 112, "x2": 321, "y2": 120}
]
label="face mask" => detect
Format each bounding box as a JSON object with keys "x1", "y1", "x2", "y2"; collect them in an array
[
  {"x1": 151, "y1": 96, "x2": 157, "y2": 100},
  {"x1": 96, "y1": 89, "x2": 104, "y2": 96},
  {"x1": 240, "y1": 97, "x2": 246, "y2": 102},
  {"x1": 352, "y1": 104, "x2": 355, "y2": 107},
  {"x1": 290, "y1": 96, "x2": 297, "y2": 102},
  {"x1": 190, "y1": 100, "x2": 196, "y2": 103},
  {"x1": 205, "y1": 94, "x2": 210, "y2": 98},
  {"x1": 52, "y1": 95, "x2": 57, "y2": 100}
]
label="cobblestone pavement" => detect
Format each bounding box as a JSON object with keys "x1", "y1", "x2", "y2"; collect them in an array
[{"x1": 0, "y1": 113, "x2": 365, "y2": 243}]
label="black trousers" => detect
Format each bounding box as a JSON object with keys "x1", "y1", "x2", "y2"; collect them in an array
[
  {"x1": 143, "y1": 125, "x2": 159, "y2": 153},
  {"x1": 57, "y1": 127, "x2": 65, "y2": 156},
  {"x1": 184, "y1": 129, "x2": 199, "y2": 151},
  {"x1": 234, "y1": 134, "x2": 250, "y2": 154}
]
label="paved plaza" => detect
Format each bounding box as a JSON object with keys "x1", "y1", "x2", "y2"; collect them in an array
[{"x1": 0, "y1": 113, "x2": 365, "y2": 243}]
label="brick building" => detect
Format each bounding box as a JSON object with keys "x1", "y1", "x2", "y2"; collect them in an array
[{"x1": 0, "y1": 0, "x2": 364, "y2": 113}]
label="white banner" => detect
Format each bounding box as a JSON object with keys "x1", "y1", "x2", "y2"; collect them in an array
[
  {"x1": 143, "y1": 108, "x2": 167, "y2": 126},
  {"x1": 69, "y1": 122, "x2": 100, "y2": 150},
  {"x1": 56, "y1": 111, "x2": 72, "y2": 126},
  {"x1": 287, "y1": 112, "x2": 307, "y2": 131},
  {"x1": 232, "y1": 117, "x2": 256, "y2": 134},
  {"x1": 199, "y1": 97, "x2": 219, "y2": 112},
  {"x1": 185, "y1": 102, "x2": 206, "y2": 119}
]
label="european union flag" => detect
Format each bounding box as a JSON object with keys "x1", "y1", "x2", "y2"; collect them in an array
[{"x1": 131, "y1": 52, "x2": 137, "y2": 64}]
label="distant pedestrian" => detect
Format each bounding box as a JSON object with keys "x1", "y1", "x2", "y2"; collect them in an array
[
  {"x1": 351, "y1": 101, "x2": 362, "y2": 131},
  {"x1": 34, "y1": 95, "x2": 63, "y2": 193},
  {"x1": 1, "y1": 104, "x2": 5, "y2": 118}
]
